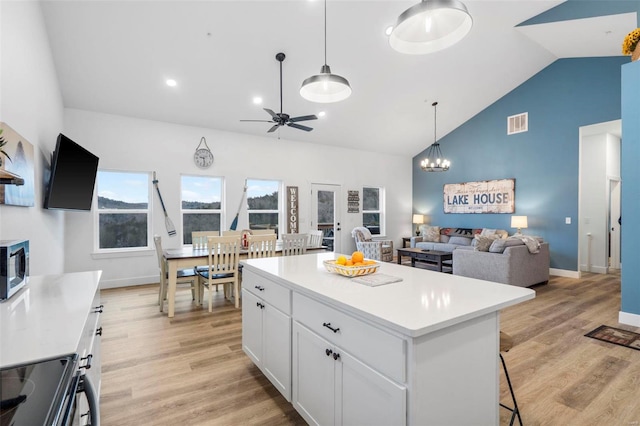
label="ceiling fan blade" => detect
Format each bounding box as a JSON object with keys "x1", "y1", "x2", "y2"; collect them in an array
[
  {"x1": 240, "y1": 119, "x2": 274, "y2": 123},
  {"x1": 289, "y1": 115, "x2": 318, "y2": 123},
  {"x1": 267, "y1": 124, "x2": 280, "y2": 133},
  {"x1": 264, "y1": 108, "x2": 277, "y2": 118},
  {"x1": 287, "y1": 123, "x2": 313, "y2": 132}
]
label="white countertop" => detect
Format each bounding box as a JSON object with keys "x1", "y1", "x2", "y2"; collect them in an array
[
  {"x1": 241, "y1": 253, "x2": 535, "y2": 337},
  {"x1": 0, "y1": 270, "x2": 102, "y2": 369}
]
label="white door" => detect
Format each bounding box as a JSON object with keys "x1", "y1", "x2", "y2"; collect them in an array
[
  {"x1": 609, "y1": 179, "x2": 621, "y2": 270},
  {"x1": 338, "y1": 349, "x2": 406, "y2": 426},
  {"x1": 262, "y1": 304, "x2": 292, "y2": 401},
  {"x1": 311, "y1": 183, "x2": 342, "y2": 253},
  {"x1": 292, "y1": 322, "x2": 335, "y2": 426}
]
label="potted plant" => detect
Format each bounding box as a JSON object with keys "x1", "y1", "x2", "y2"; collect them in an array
[{"x1": 0, "y1": 128, "x2": 12, "y2": 168}]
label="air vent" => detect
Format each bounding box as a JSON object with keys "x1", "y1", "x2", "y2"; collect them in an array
[{"x1": 507, "y1": 112, "x2": 528, "y2": 135}]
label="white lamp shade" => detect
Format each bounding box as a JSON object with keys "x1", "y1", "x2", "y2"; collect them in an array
[
  {"x1": 511, "y1": 216, "x2": 528, "y2": 229},
  {"x1": 389, "y1": 0, "x2": 473, "y2": 55},
  {"x1": 300, "y1": 65, "x2": 352, "y2": 103},
  {"x1": 413, "y1": 214, "x2": 425, "y2": 224}
]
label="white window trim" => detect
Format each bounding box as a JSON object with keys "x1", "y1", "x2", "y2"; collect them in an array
[
  {"x1": 246, "y1": 178, "x2": 283, "y2": 235},
  {"x1": 362, "y1": 186, "x2": 385, "y2": 236},
  {"x1": 180, "y1": 174, "x2": 224, "y2": 245},
  {"x1": 93, "y1": 169, "x2": 152, "y2": 253}
]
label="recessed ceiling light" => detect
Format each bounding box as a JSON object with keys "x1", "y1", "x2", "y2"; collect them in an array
[
  {"x1": 318, "y1": 111, "x2": 326, "y2": 118},
  {"x1": 385, "y1": 26, "x2": 394, "y2": 36},
  {"x1": 166, "y1": 79, "x2": 177, "y2": 87},
  {"x1": 253, "y1": 96, "x2": 263, "y2": 105}
]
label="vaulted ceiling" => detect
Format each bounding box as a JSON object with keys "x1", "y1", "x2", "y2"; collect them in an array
[{"x1": 39, "y1": 1, "x2": 637, "y2": 156}]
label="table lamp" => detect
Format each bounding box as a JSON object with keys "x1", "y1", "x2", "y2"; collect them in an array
[
  {"x1": 511, "y1": 216, "x2": 528, "y2": 235},
  {"x1": 413, "y1": 214, "x2": 424, "y2": 236}
]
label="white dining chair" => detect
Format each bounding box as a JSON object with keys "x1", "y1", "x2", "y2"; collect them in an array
[
  {"x1": 154, "y1": 235, "x2": 197, "y2": 312},
  {"x1": 196, "y1": 235, "x2": 242, "y2": 311},
  {"x1": 282, "y1": 233, "x2": 308, "y2": 256},
  {"x1": 247, "y1": 233, "x2": 277, "y2": 259},
  {"x1": 308, "y1": 230, "x2": 323, "y2": 248},
  {"x1": 192, "y1": 230, "x2": 219, "y2": 250}
]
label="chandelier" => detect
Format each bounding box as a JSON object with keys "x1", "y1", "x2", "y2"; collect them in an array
[{"x1": 420, "y1": 101, "x2": 450, "y2": 172}]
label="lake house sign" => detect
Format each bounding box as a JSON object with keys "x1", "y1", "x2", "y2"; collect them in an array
[{"x1": 443, "y1": 179, "x2": 515, "y2": 214}]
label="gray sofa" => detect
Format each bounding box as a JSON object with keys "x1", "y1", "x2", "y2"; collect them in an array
[{"x1": 453, "y1": 242, "x2": 550, "y2": 288}]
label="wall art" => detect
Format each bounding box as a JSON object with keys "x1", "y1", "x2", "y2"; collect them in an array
[
  {"x1": 0, "y1": 122, "x2": 35, "y2": 207},
  {"x1": 444, "y1": 179, "x2": 515, "y2": 214}
]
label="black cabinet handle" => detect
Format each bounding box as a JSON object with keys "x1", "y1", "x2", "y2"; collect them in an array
[
  {"x1": 80, "y1": 354, "x2": 93, "y2": 369},
  {"x1": 323, "y1": 322, "x2": 340, "y2": 333},
  {"x1": 325, "y1": 348, "x2": 333, "y2": 357},
  {"x1": 96, "y1": 327, "x2": 103, "y2": 336},
  {"x1": 256, "y1": 302, "x2": 265, "y2": 309},
  {"x1": 93, "y1": 305, "x2": 104, "y2": 313},
  {"x1": 254, "y1": 285, "x2": 265, "y2": 291},
  {"x1": 333, "y1": 352, "x2": 340, "y2": 361}
]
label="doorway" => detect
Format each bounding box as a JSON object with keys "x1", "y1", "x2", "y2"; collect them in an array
[
  {"x1": 310, "y1": 184, "x2": 342, "y2": 252},
  {"x1": 609, "y1": 179, "x2": 621, "y2": 270}
]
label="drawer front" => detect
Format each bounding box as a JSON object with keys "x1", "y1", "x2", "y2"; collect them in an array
[
  {"x1": 244, "y1": 269, "x2": 291, "y2": 314},
  {"x1": 293, "y1": 292, "x2": 405, "y2": 383}
]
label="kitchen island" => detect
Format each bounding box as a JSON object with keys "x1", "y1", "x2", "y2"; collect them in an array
[{"x1": 241, "y1": 252, "x2": 535, "y2": 425}]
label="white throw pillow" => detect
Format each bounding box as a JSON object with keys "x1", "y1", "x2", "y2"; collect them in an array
[{"x1": 420, "y1": 226, "x2": 440, "y2": 242}]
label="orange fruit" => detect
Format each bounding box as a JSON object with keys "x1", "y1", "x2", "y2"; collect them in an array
[
  {"x1": 351, "y1": 251, "x2": 364, "y2": 264},
  {"x1": 336, "y1": 255, "x2": 347, "y2": 265},
  {"x1": 345, "y1": 259, "x2": 354, "y2": 266}
]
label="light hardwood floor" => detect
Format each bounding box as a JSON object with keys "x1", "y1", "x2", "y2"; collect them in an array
[{"x1": 99, "y1": 270, "x2": 640, "y2": 426}]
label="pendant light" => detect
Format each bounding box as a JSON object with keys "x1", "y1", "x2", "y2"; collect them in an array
[
  {"x1": 300, "y1": 0, "x2": 351, "y2": 103},
  {"x1": 420, "y1": 102, "x2": 450, "y2": 172},
  {"x1": 389, "y1": 0, "x2": 473, "y2": 55}
]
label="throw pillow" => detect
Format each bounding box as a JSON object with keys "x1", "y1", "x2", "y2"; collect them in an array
[
  {"x1": 480, "y1": 228, "x2": 497, "y2": 236},
  {"x1": 440, "y1": 235, "x2": 450, "y2": 243},
  {"x1": 474, "y1": 234, "x2": 499, "y2": 252},
  {"x1": 489, "y1": 237, "x2": 525, "y2": 253},
  {"x1": 420, "y1": 226, "x2": 440, "y2": 242},
  {"x1": 452, "y1": 228, "x2": 474, "y2": 236},
  {"x1": 449, "y1": 236, "x2": 472, "y2": 246}
]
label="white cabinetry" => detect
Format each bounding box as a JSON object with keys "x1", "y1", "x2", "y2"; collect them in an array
[
  {"x1": 76, "y1": 287, "x2": 102, "y2": 425},
  {"x1": 242, "y1": 269, "x2": 291, "y2": 401},
  {"x1": 292, "y1": 294, "x2": 406, "y2": 426}
]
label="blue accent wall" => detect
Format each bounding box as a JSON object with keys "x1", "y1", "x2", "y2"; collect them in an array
[
  {"x1": 412, "y1": 56, "x2": 628, "y2": 271},
  {"x1": 621, "y1": 60, "x2": 640, "y2": 315},
  {"x1": 518, "y1": 1, "x2": 640, "y2": 26}
]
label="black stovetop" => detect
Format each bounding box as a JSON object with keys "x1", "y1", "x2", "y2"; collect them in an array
[{"x1": 0, "y1": 355, "x2": 76, "y2": 426}]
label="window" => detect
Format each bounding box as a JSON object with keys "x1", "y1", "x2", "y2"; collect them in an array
[
  {"x1": 96, "y1": 170, "x2": 150, "y2": 250},
  {"x1": 362, "y1": 187, "x2": 383, "y2": 235},
  {"x1": 181, "y1": 175, "x2": 223, "y2": 244},
  {"x1": 247, "y1": 179, "x2": 280, "y2": 236}
]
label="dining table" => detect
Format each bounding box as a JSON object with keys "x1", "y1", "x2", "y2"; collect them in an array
[{"x1": 162, "y1": 243, "x2": 327, "y2": 317}]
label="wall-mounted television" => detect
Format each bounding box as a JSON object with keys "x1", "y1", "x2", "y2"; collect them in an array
[{"x1": 43, "y1": 133, "x2": 99, "y2": 211}]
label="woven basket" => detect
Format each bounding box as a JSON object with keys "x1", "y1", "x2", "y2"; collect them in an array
[{"x1": 323, "y1": 260, "x2": 380, "y2": 277}]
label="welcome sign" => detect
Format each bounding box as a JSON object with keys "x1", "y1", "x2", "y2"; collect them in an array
[{"x1": 443, "y1": 179, "x2": 515, "y2": 214}]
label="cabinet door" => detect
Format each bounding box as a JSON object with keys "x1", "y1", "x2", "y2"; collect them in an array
[
  {"x1": 292, "y1": 322, "x2": 335, "y2": 426},
  {"x1": 262, "y1": 303, "x2": 291, "y2": 401},
  {"x1": 338, "y1": 349, "x2": 406, "y2": 426},
  {"x1": 242, "y1": 289, "x2": 263, "y2": 365}
]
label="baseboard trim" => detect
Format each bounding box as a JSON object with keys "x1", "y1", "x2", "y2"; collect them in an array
[
  {"x1": 579, "y1": 264, "x2": 608, "y2": 274},
  {"x1": 619, "y1": 311, "x2": 640, "y2": 327},
  {"x1": 100, "y1": 275, "x2": 157, "y2": 289},
  {"x1": 549, "y1": 268, "x2": 579, "y2": 279}
]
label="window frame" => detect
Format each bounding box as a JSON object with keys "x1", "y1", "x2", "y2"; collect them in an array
[
  {"x1": 246, "y1": 178, "x2": 282, "y2": 237},
  {"x1": 362, "y1": 186, "x2": 385, "y2": 236},
  {"x1": 180, "y1": 174, "x2": 224, "y2": 245},
  {"x1": 94, "y1": 169, "x2": 152, "y2": 253}
]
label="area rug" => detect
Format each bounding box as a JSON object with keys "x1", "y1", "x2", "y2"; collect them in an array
[{"x1": 585, "y1": 325, "x2": 640, "y2": 351}]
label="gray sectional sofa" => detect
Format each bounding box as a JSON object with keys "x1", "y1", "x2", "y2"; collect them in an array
[{"x1": 409, "y1": 226, "x2": 549, "y2": 288}]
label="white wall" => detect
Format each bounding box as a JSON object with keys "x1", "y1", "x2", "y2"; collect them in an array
[
  {"x1": 63, "y1": 109, "x2": 413, "y2": 288},
  {"x1": 0, "y1": 1, "x2": 66, "y2": 275}
]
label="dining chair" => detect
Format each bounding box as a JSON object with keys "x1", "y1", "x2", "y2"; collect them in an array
[
  {"x1": 308, "y1": 230, "x2": 323, "y2": 248},
  {"x1": 282, "y1": 233, "x2": 308, "y2": 256},
  {"x1": 196, "y1": 235, "x2": 242, "y2": 311},
  {"x1": 153, "y1": 235, "x2": 197, "y2": 312},
  {"x1": 247, "y1": 233, "x2": 277, "y2": 259},
  {"x1": 191, "y1": 230, "x2": 219, "y2": 250},
  {"x1": 222, "y1": 230, "x2": 242, "y2": 236}
]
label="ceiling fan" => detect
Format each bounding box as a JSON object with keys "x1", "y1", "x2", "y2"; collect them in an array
[{"x1": 241, "y1": 52, "x2": 317, "y2": 133}]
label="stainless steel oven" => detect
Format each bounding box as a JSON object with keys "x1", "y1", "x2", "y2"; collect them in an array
[{"x1": 0, "y1": 354, "x2": 100, "y2": 426}]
